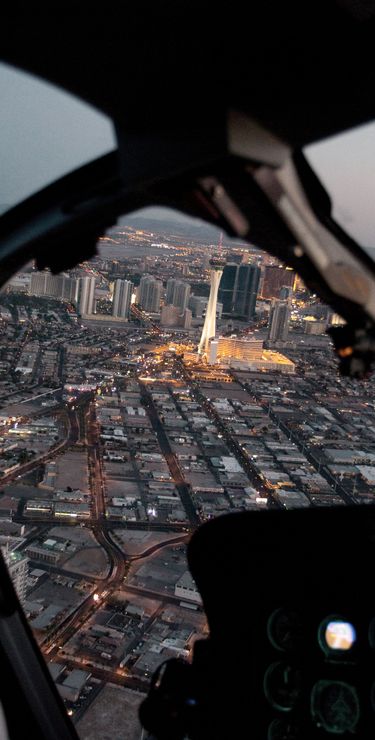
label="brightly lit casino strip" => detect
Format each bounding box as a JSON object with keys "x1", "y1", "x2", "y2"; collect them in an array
[
  {"x1": 198, "y1": 257, "x2": 226, "y2": 357},
  {"x1": 207, "y1": 337, "x2": 295, "y2": 373}
]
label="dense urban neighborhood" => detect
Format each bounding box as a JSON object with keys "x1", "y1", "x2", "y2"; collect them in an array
[{"x1": 1, "y1": 217, "x2": 374, "y2": 736}]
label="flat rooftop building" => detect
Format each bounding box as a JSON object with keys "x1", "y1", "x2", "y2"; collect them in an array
[{"x1": 213, "y1": 337, "x2": 295, "y2": 373}]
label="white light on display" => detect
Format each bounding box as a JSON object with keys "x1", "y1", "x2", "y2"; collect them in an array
[{"x1": 325, "y1": 621, "x2": 356, "y2": 651}]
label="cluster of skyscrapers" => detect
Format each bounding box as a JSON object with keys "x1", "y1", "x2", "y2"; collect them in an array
[
  {"x1": 30, "y1": 271, "x2": 134, "y2": 321},
  {"x1": 197, "y1": 257, "x2": 296, "y2": 360},
  {"x1": 28, "y1": 257, "x2": 296, "y2": 342}
]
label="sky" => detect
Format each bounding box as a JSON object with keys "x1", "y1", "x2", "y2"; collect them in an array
[
  {"x1": 0, "y1": 62, "x2": 116, "y2": 208},
  {"x1": 306, "y1": 122, "x2": 375, "y2": 249},
  {"x1": 0, "y1": 61, "x2": 374, "y2": 250}
]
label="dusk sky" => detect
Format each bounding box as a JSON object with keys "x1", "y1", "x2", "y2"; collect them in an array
[{"x1": 0, "y1": 61, "x2": 374, "y2": 250}]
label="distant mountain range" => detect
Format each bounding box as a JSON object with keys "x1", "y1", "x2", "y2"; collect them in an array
[
  {"x1": 119, "y1": 207, "x2": 251, "y2": 246},
  {"x1": 120, "y1": 210, "x2": 222, "y2": 242}
]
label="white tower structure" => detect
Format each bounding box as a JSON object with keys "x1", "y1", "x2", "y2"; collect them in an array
[
  {"x1": 79, "y1": 276, "x2": 96, "y2": 315},
  {"x1": 112, "y1": 279, "x2": 133, "y2": 318},
  {"x1": 198, "y1": 257, "x2": 226, "y2": 355}
]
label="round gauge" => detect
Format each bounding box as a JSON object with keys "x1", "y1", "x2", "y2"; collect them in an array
[
  {"x1": 268, "y1": 718, "x2": 300, "y2": 739},
  {"x1": 318, "y1": 616, "x2": 356, "y2": 655},
  {"x1": 264, "y1": 662, "x2": 302, "y2": 712},
  {"x1": 267, "y1": 609, "x2": 303, "y2": 652},
  {"x1": 311, "y1": 680, "x2": 360, "y2": 734}
]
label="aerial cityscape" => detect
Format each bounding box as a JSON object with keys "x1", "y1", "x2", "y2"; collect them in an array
[{"x1": 1, "y1": 210, "x2": 375, "y2": 737}]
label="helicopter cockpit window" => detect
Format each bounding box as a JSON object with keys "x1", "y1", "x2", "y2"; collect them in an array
[
  {"x1": 305, "y1": 120, "x2": 375, "y2": 257},
  {"x1": 1, "y1": 63, "x2": 375, "y2": 736},
  {"x1": 0, "y1": 62, "x2": 116, "y2": 214}
]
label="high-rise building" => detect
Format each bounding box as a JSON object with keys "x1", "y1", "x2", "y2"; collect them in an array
[
  {"x1": 181, "y1": 307, "x2": 192, "y2": 329},
  {"x1": 160, "y1": 304, "x2": 180, "y2": 327},
  {"x1": 166, "y1": 278, "x2": 176, "y2": 305},
  {"x1": 160, "y1": 305, "x2": 192, "y2": 329},
  {"x1": 79, "y1": 275, "x2": 96, "y2": 316},
  {"x1": 217, "y1": 337, "x2": 264, "y2": 361},
  {"x1": 30, "y1": 271, "x2": 48, "y2": 296},
  {"x1": 198, "y1": 257, "x2": 225, "y2": 355},
  {"x1": 189, "y1": 296, "x2": 207, "y2": 318},
  {"x1": 112, "y1": 279, "x2": 133, "y2": 318},
  {"x1": 233, "y1": 264, "x2": 261, "y2": 319},
  {"x1": 214, "y1": 336, "x2": 295, "y2": 373},
  {"x1": 63, "y1": 276, "x2": 80, "y2": 303},
  {"x1": 262, "y1": 265, "x2": 295, "y2": 299},
  {"x1": 166, "y1": 279, "x2": 190, "y2": 311},
  {"x1": 30, "y1": 271, "x2": 80, "y2": 304},
  {"x1": 279, "y1": 286, "x2": 293, "y2": 300},
  {"x1": 2, "y1": 544, "x2": 28, "y2": 606},
  {"x1": 139, "y1": 275, "x2": 162, "y2": 312},
  {"x1": 268, "y1": 299, "x2": 291, "y2": 341},
  {"x1": 173, "y1": 281, "x2": 190, "y2": 311},
  {"x1": 189, "y1": 296, "x2": 223, "y2": 320},
  {"x1": 218, "y1": 263, "x2": 238, "y2": 314},
  {"x1": 218, "y1": 263, "x2": 260, "y2": 318}
]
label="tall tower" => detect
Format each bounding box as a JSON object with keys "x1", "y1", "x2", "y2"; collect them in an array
[
  {"x1": 139, "y1": 275, "x2": 162, "y2": 312},
  {"x1": 218, "y1": 263, "x2": 238, "y2": 314},
  {"x1": 198, "y1": 257, "x2": 226, "y2": 355},
  {"x1": 233, "y1": 264, "x2": 261, "y2": 319},
  {"x1": 112, "y1": 279, "x2": 133, "y2": 318},
  {"x1": 166, "y1": 279, "x2": 190, "y2": 310},
  {"x1": 268, "y1": 299, "x2": 291, "y2": 341},
  {"x1": 79, "y1": 276, "x2": 96, "y2": 316}
]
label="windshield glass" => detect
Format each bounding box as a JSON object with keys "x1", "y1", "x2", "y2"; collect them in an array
[
  {"x1": 0, "y1": 62, "x2": 116, "y2": 213},
  {"x1": 305, "y1": 121, "x2": 375, "y2": 256}
]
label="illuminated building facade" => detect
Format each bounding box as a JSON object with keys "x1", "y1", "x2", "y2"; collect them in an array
[
  {"x1": 79, "y1": 276, "x2": 96, "y2": 316},
  {"x1": 198, "y1": 258, "x2": 225, "y2": 355},
  {"x1": 261, "y1": 265, "x2": 295, "y2": 299},
  {"x1": 112, "y1": 279, "x2": 133, "y2": 318},
  {"x1": 215, "y1": 336, "x2": 295, "y2": 373},
  {"x1": 217, "y1": 337, "x2": 263, "y2": 361}
]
